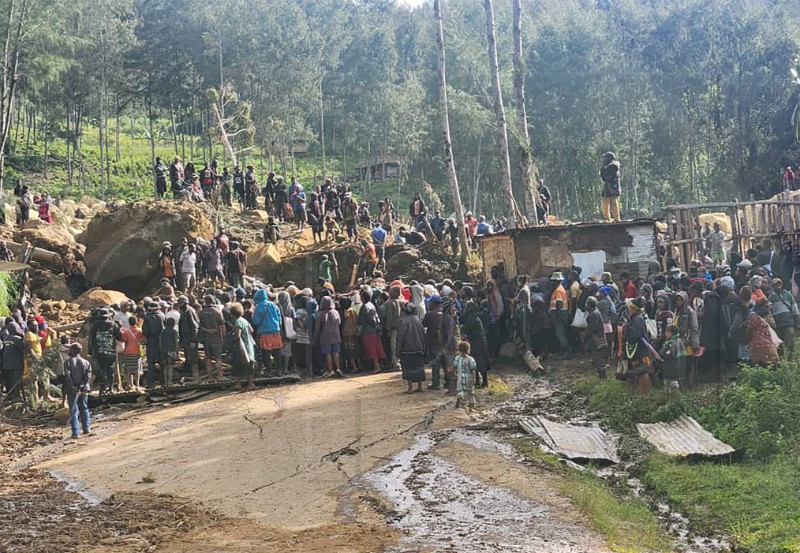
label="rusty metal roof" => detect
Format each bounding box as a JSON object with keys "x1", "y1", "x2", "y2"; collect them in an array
[
  {"x1": 636, "y1": 416, "x2": 735, "y2": 458},
  {"x1": 520, "y1": 417, "x2": 619, "y2": 464}
]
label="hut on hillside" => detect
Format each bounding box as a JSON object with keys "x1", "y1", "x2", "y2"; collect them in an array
[
  {"x1": 476, "y1": 220, "x2": 659, "y2": 282},
  {"x1": 357, "y1": 153, "x2": 401, "y2": 181}
]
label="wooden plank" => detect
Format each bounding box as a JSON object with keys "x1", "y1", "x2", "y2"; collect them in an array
[{"x1": 665, "y1": 200, "x2": 800, "y2": 210}]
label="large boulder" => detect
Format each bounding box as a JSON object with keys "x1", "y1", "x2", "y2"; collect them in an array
[
  {"x1": 75, "y1": 288, "x2": 130, "y2": 309},
  {"x1": 80, "y1": 201, "x2": 214, "y2": 296},
  {"x1": 30, "y1": 269, "x2": 73, "y2": 302},
  {"x1": 385, "y1": 248, "x2": 421, "y2": 275},
  {"x1": 14, "y1": 224, "x2": 86, "y2": 261},
  {"x1": 247, "y1": 243, "x2": 282, "y2": 276}
]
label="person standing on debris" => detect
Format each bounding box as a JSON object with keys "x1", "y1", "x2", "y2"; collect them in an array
[
  {"x1": 179, "y1": 243, "x2": 198, "y2": 293},
  {"x1": 142, "y1": 301, "x2": 166, "y2": 387},
  {"x1": 371, "y1": 222, "x2": 387, "y2": 271},
  {"x1": 200, "y1": 161, "x2": 216, "y2": 199},
  {"x1": 176, "y1": 295, "x2": 199, "y2": 382},
  {"x1": 245, "y1": 165, "x2": 258, "y2": 210},
  {"x1": 154, "y1": 157, "x2": 168, "y2": 198},
  {"x1": 232, "y1": 166, "x2": 245, "y2": 209},
  {"x1": 120, "y1": 316, "x2": 144, "y2": 390},
  {"x1": 0, "y1": 241, "x2": 14, "y2": 262},
  {"x1": 158, "y1": 243, "x2": 176, "y2": 288},
  {"x1": 252, "y1": 289, "x2": 283, "y2": 376},
  {"x1": 63, "y1": 343, "x2": 91, "y2": 439},
  {"x1": 16, "y1": 185, "x2": 31, "y2": 226},
  {"x1": 168, "y1": 156, "x2": 184, "y2": 189},
  {"x1": 342, "y1": 193, "x2": 359, "y2": 242},
  {"x1": 408, "y1": 192, "x2": 426, "y2": 227},
  {"x1": 220, "y1": 167, "x2": 232, "y2": 207},
  {"x1": 34, "y1": 192, "x2": 53, "y2": 224},
  {"x1": 263, "y1": 216, "x2": 281, "y2": 244},
  {"x1": 199, "y1": 294, "x2": 225, "y2": 382},
  {"x1": 536, "y1": 178, "x2": 552, "y2": 225},
  {"x1": 600, "y1": 151, "x2": 622, "y2": 222},
  {"x1": 783, "y1": 166, "x2": 796, "y2": 191},
  {"x1": 88, "y1": 309, "x2": 122, "y2": 394},
  {"x1": 226, "y1": 241, "x2": 247, "y2": 288}
]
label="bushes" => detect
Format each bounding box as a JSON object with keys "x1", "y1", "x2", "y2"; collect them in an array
[{"x1": 698, "y1": 363, "x2": 800, "y2": 459}]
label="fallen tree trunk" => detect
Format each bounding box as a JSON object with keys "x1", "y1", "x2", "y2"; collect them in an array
[{"x1": 7, "y1": 240, "x2": 62, "y2": 268}]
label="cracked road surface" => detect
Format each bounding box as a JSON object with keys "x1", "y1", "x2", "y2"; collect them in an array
[
  {"x1": 33, "y1": 371, "x2": 616, "y2": 552},
  {"x1": 39, "y1": 373, "x2": 460, "y2": 528}
]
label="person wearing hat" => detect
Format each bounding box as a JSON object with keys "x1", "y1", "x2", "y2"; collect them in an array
[
  {"x1": 64, "y1": 343, "x2": 92, "y2": 439},
  {"x1": 88, "y1": 308, "x2": 122, "y2": 394},
  {"x1": 549, "y1": 272, "x2": 569, "y2": 355},
  {"x1": 600, "y1": 151, "x2": 621, "y2": 222}
]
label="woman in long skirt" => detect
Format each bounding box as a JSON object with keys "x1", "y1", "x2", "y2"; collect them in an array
[{"x1": 395, "y1": 302, "x2": 427, "y2": 393}]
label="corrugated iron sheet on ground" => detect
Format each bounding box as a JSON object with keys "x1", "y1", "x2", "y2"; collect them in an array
[
  {"x1": 636, "y1": 415, "x2": 735, "y2": 458},
  {"x1": 519, "y1": 417, "x2": 619, "y2": 464}
]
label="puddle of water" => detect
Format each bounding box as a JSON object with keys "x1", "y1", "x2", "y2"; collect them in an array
[
  {"x1": 47, "y1": 470, "x2": 108, "y2": 506},
  {"x1": 361, "y1": 432, "x2": 609, "y2": 553}
]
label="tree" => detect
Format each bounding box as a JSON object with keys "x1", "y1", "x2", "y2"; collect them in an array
[
  {"x1": 512, "y1": 0, "x2": 539, "y2": 225},
  {"x1": 483, "y1": 0, "x2": 521, "y2": 228},
  {"x1": 207, "y1": 84, "x2": 254, "y2": 168},
  {"x1": 434, "y1": 0, "x2": 470, "y2": 257}
]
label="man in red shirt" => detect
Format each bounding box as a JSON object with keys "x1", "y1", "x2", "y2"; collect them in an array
[{"x1": 620, "y1": 272, "x2": 638, "y2": 300}]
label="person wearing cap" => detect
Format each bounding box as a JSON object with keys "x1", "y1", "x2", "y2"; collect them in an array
[
  {"x1": 600, "y1": 151, "x2": 621, "y2": 222},
  {"x1": 88, "y1": 308, "x2": 122, "y2": 394},
  {"x1": 549, "y1": 272, "x2": 569, "y2": 355},
  {"x1": 199, "y1": 294, "x2": 226, "y2": 381},
  {"x1": 64, "y1": 343, "x2": 92, "y2": 438},
  {"x1": 769, "y1": 278, "x2": 800, "y2": 355}
]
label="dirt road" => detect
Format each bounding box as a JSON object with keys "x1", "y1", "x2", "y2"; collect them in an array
[{"x1": 4, "y1": 371, "x2": 617, "y2": 552}]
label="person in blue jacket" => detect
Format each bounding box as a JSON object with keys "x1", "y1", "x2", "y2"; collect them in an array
[{"x1": 252, "y1": 289, "x2": 283, "y2": 375}]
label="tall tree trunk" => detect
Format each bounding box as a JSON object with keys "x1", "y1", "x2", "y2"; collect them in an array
[
  {"x1": 99, "y1": 68, "x2": 106, "y2": 200},
  {"x1": 319, "y1": 77, "x2": 326, "y2": 182},
  {"x1": 169, "y1": 102, "x2": 178, "y2": 155},
  {"x1": 484, "y1": 0, "x2": 520, "y2": 228},
  {"x1": 513, "y1": 0, "x2": 538, "y2": 226},
  {"x1": 0, "y1": 0, "x2": 23, "y2": 190},
  {"x1": 105, "y1": 91, "x2": 112, "y2": 189},
  {"x1": 115, "y1": 94, "x2": 121, "y2": 162},
  {"x1": 210, "y1": 100, "x2": 236, "y2": 167},
  {"x1": 189, "y1": 97, "x2": 195, "y2": 162},
  {"x1": 434, "y1": 0, "x2": 470, "y2": 257},
  {"x1": 147, "y1": 100, "x2": 156, "y2": 197},
  {"x1": 43, "y1": 89, "x2": 49, "y2": 178},
  {"x1": 65, "y1": 102, "x2": 72, "y2": 188}
]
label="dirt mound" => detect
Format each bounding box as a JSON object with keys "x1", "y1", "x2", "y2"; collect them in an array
[
  {"x1": 259, "y1": 244, "x2": 363, "y2": 289},
  {"x1": 14, "y1": 225, "x2": 86, "y2": 261},
  {"x1": 385, "y1": 244, "x2": 470, "y2": 284},
  {"x1": 75, "y1": 288, "x2": 130, "y2": 309},
  {"x1": 247, "y1": 243, "x2": 282, "y2": 275},
  {"x1": 80, "y1": 201, "x2": 214, "y2": 296},
  {"x1": 38, "y1": 300, "x2": 88, "y2": 327}
]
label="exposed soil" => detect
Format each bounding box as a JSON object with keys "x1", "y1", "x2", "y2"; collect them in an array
[{"x1": 3, "y1": 362, "x2": 678, "y2": 553}]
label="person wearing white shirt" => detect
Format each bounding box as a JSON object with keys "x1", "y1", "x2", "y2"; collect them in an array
[{"x1": 179, "y1": 244, "x2": 197, "y2": 292}]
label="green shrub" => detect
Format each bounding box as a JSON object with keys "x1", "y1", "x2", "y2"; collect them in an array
[{"x1": 698, "y1": 363, "x2": 800, "y2": 459}]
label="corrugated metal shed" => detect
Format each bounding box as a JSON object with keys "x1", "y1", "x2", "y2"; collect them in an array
[
  {"x1": 477, "y1": 219, "x2": 657, "y2": 281},
  {"x1": 636, "y1": 415, "x2": 735, "y2": 458},
  {"x1": 520, "y1": 417, "x2": 619, "y2": 464}
]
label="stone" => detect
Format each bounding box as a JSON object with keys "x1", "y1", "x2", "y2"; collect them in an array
[
  {"x1": 75, "y1": 288, "x2": 130, "y2": 309},
  {"x1": 80, "y1": 201, "x2": 213, "y2": 296}
]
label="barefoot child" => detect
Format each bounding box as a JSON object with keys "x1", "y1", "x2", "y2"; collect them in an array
[
  {"x1": 659, "y1": 324, "x2": 686, "y2": 398},
  {"x1": 324, "y1": 215, "x2": 340, "y2": 242},
  {"x1": 452, "y1": 340, "x2": 477, "y2": 409}
]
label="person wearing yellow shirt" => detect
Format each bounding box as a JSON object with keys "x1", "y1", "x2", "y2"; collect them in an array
[{"x1": 23, "y1": 320, "x2": 44, "y2": 407}]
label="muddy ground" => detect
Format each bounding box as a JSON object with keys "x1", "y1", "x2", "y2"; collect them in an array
[{"x1": 2, "y1": 361, "x2": 661, "y2": 553}]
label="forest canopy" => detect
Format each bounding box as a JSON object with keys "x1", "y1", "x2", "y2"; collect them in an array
[{"x1": 1, "y1": 0, "x2": 799, "y2": 220}]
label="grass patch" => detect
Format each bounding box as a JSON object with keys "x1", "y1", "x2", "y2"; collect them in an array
[
  {"x1": 643, "y1": 454, "x2": 800, "y2": 552},
  {"x1": 139, "y1": 473, "x2": 156, "y2": 484},
  {"x1": 481, "y1": 374, "x2": 513, "y2": 399},
  {"x1": 515, "y1": 438, "x2": 672, "y2": 553}
]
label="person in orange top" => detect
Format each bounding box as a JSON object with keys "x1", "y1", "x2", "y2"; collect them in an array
[
  {"x1": 361, "y1": 239, "x2": 378, "y2": 277},
  {"x1": 120, "y1": 316, "x2": 145, "y2": 390},
  {"x1": 464, "y1": 212, "x2": 478, "y2": 245},
  {"x1": 549, "y1": 272, "x2": 569, "y2": 355}
]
